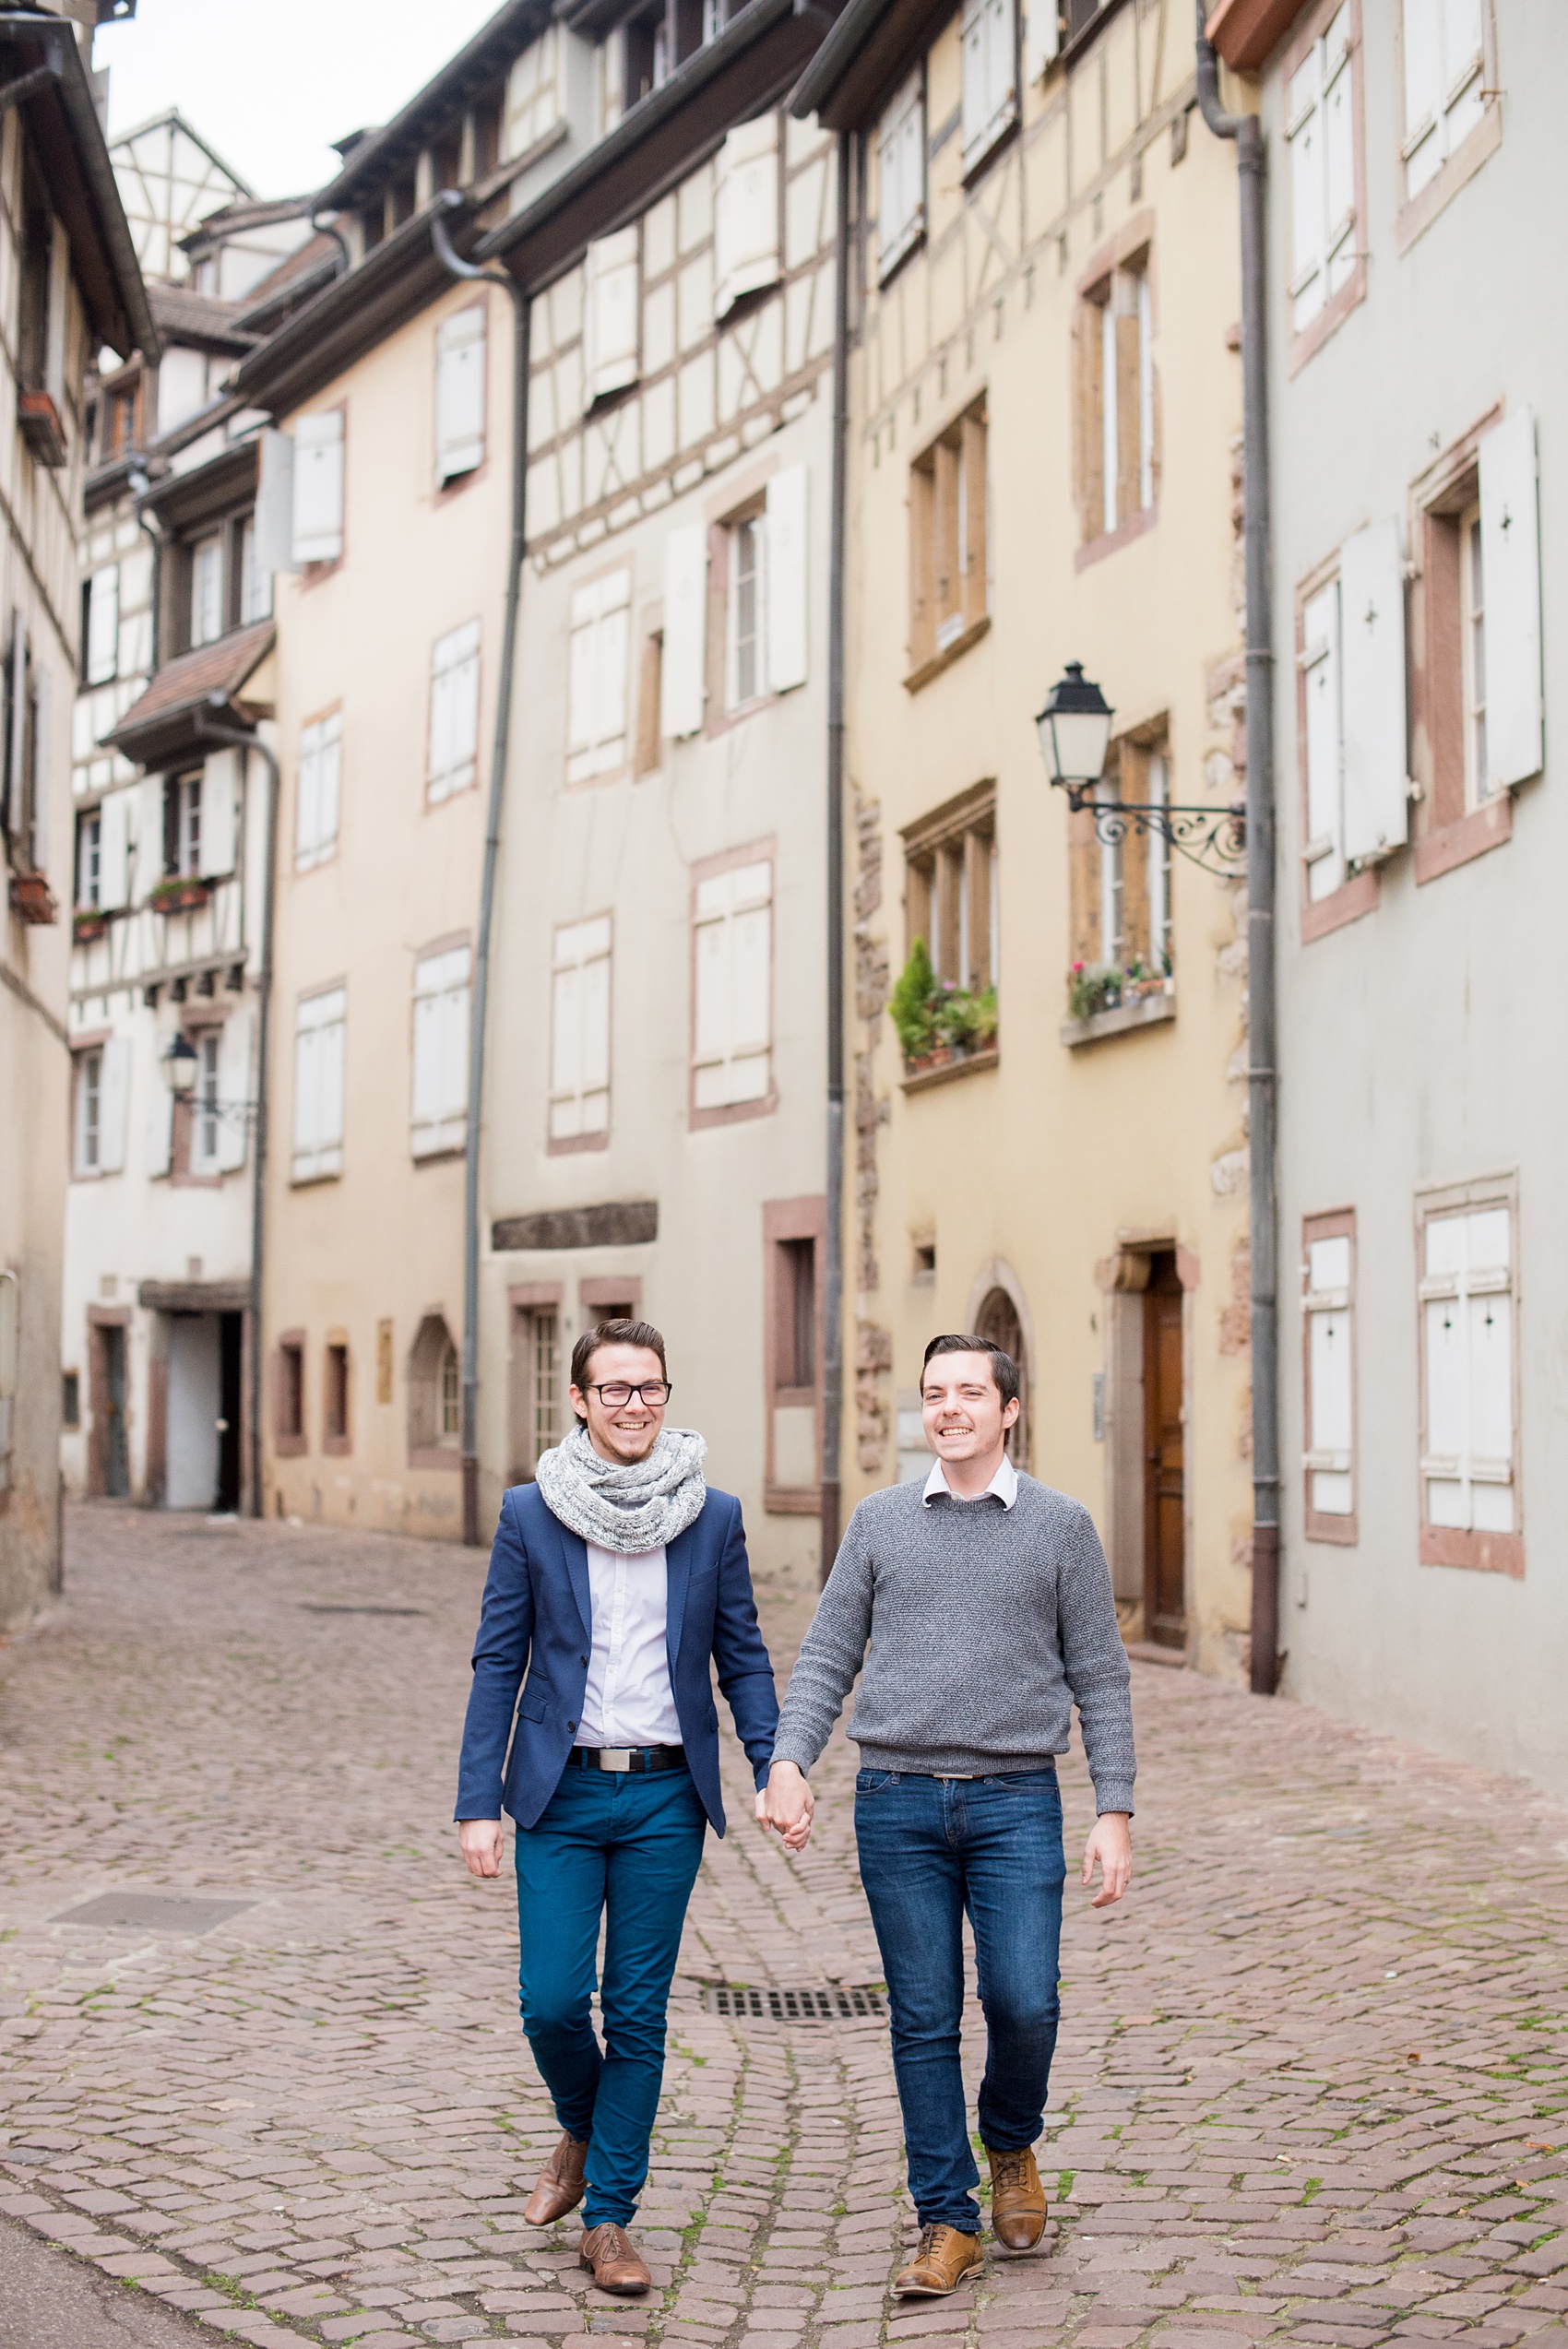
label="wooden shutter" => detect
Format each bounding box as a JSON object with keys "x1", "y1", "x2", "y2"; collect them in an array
[
  {"x1": 86, "y1": 565, "x2": 118, "y2": 685},
  {"x1": 1339, "y1": 519, "x2": 1408, "y2": 865},
  {"x1": 766, "y1": 465, "x2": 808, "y2": 693},
  {"x1": 292, "y1": 411, "x2": 345, "y2": 564},
  {"x1": 878, "y1": 72, "x2": 924, "y2": 276},
  {"x1": 1301, "y1": 580, "x2": 1343, "y2": 899},
  {"x1": 429, "y1": 621, "x2": 481, "y2": 800},
  {"x1": 255, "y1": 427, "x2": 297, "y2": 575},
  {"x1": 714, "y1": 116, "x2": 780, "y2": 318},
  {"x1": 960, "y1": 0, "x2": 987, "y2": 166},
  {"x1": 412, "y1": 946, "x2": 469, "y2": 1156},
  {"x1": 1421, "y1": 1205, "x2": 1514, "y2": 1533},
  {"x1": 1322, "y1": 15, "x2": 1354, "y2": 296},
  {"x1": 1303, "y1": 1231, "x2": 1353, "y2": 1518},
  {"x1": 1479, "y1": 409, "x2": 1542, "y2": 789},
  {"x1": 550, "y1": 916, "x2": 612, "y2": 1140},
  {"x1": 293, "y1": 988, "x2": 346, "y2": 1180},
  {"x1": 315, "y1": 715, "x2": 342, "y2": 860},
  {"x1": 435, "y1": 305, "x2": 487, "y2": 484},
  {"x1": 693, "y1": 860, "x2": 772, "y2": 1109},
  {"x1": 1287, "y1": 41, "x2": 1324, "y2": 330},
  {"x1": 1023, "y1": 0, "x2": 1059, "y2": 81},
  {"x1": 198, "y1": 748, "x2": 240, "y2": 879},
  {"x1": 97, "y1": 787, "x2": 130, "y2": 911},
  {"x1": 662, "y1": 525, "x2": 707, "y2": 738},
  {"x1": 962, "y1": 0, "x2": 1014, "y2": 169},
  {"x1": 217, "y1": 1008, "x2": 252, "y2": 1172},
  {"x1": 1402, "y1": 0, "x2": 1444, "y2": 196},
  {"x1": 567, "y1": 573, "x2": 631, "y2": 782},
  {"x1": 1114, "y1": 304, "x2": 1140, "y2": 529},
  {"x1": 960, "y1": 413, "x2": 986, "y2": 625},
  {"x1": 585, "y1": 228, "x2": 640, "y2": 405},
  {"x1": 98, "y1": 1037, "x2": 131, "y2": 1173},
  {"x1": 135, "y1": 776, "x2": 163, "y2": 901}
]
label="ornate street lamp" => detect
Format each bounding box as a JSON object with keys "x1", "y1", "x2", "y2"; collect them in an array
[
  {"x1": 1034, "y1": 660, "x2": 1246, "y2": 876},
  {"x1": 162, "y1": 1032, "x2": 199, "y2": 1097}
]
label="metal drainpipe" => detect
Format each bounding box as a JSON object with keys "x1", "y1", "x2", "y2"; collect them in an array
[
  {"x1": 1194, "y1": 5, "x2": 1279, "y2": 1696},
  {"x1": 819, "y1": 130, "x2": 851, "y2": 1584},
  {"x1": 198, "y1": 701, "x2": 280, "y2": 1524},
  {"x1": 311, "y1": 209, "x2": 351, "y2": 279},
  {"x1": 431, "y1": 195, "x2": 529, "y2": 1549}
]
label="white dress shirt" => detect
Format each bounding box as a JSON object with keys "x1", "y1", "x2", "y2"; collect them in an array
[
  {"x1": 574, "y1": 1541, "x2": 683, "y2": 1748},
  {"x1": 921, "y1": 1452, "x2": 1019, "y2": 1508}
]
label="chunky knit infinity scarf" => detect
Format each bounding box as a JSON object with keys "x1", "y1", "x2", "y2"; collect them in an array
[{"x1": 535, "y1": 1420, "x2": 707, "y2": 1555}]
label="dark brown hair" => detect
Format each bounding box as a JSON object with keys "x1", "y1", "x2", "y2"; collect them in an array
[
  {"x1": 921, "y1": 1332, "x2": 1020, "y2": 1409},
  {"x1": 570, "y1": 1319, "x2": 669, "y2": 1406}
]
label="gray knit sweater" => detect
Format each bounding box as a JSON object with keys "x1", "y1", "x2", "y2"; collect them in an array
[{"x1": 772, "y1": 1474, "x2": 1135, "y2": 1814}]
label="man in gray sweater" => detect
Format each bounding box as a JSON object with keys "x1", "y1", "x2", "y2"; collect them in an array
[{"x1": 763, "y1": 1334, "x2": 1134, "y2": 2298}]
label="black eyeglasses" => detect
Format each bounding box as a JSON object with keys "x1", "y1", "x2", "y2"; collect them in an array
[{"x1": 587, "y1": 1381, "x2": 672, "y2": 1407}]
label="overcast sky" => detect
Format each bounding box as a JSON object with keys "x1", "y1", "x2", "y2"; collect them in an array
[{"x1": 98, "y1": 0, "x2": 504, "y2": 198}]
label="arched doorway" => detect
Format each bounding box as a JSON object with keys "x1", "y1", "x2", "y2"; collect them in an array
[{"x1": 975, "y1": 1285, "x2": 1028, "y2": 1468}]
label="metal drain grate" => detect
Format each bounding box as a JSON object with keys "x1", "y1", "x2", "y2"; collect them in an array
[{"x1": 701, "y1": 1983, "x2": 886, "y2": 2023}]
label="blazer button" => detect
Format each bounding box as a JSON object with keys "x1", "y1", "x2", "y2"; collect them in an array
[
  {"x1": 580, "y1": 1655, "x2": 588, "y2": 1666},
  {"x1": 566, "y1": 1720, "x2": 576, "y2": 1732}
]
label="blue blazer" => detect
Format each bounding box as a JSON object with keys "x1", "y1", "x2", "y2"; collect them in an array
[{"x1": 455, "y1": 1480, "x2": 778, "y2": 1835}]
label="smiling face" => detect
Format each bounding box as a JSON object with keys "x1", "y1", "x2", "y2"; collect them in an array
[
  {"x1": 920, "y1": 1349, "x2": 1019, "y2": 1468},
  {"x1": 569, "y1": 1340, "x2": 669, "y2": 1465}
]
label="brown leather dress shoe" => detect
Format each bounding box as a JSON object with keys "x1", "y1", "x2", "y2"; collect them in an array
[
  {"x1": 523, "y1": 2130, "x2": 588, "y2": 2224},
  {"x1": 986, "y1": 2143, "x2": 1048, "y2": 2249},
  {"x1": 578, "y1": 2221, "x2": 652, "y2": 2295},
  {"x1": 894, "y1": 2223, "x2": 983, "y2": 2296}
]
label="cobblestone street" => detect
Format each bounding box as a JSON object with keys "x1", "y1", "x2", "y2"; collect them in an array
[{"x1": 1, "y1": 1507, "x2": 1565, "y2": 2349}]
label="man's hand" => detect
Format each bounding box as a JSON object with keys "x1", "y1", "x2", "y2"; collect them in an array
[
  {"x1": 1081, "y1": 1812, "x2": 1132, "y2": 1908},
  {"x1": 458, "y1": 1818, "x2": 505, "y2": 1879},
  {"x1": 761, "y1": 1760, "x2": 815, "y2": 1852}
]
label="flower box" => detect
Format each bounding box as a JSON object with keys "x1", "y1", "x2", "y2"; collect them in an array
[
  {"x1": 72, "y1": 910, "x2": 108, "y2": 943},
  {"x1": 18, "y1": 388, "x2": 66, "y2": 469},
  {"x1": 8, "y1": 870, "x2": 58, "y2": 924},
  {"x1": 149, "y1": 877, "x2": 210, "y2": 916}
]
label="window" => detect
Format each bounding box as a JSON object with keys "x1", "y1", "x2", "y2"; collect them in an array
[
  {"x1": 408, "y1": 1313, "x2": 463, "y2": 1463},
  {"x1": 411, "y1": 944, "x2": 470, "y2": 1158},
  {"x1": 903, "y1": 781, "x2": 998, "y2": 996},
  {"x1": 567, "y1": 569, "x2": 631, "y2": 782},
  {"x1": 505, "y1": 28, "x2": 564, "y2": 158},
  {"x1": 163, "y1": 773, "x2": 203, "y2": 879},
  {"x1": 511, "y1": 1299, "x2": 562, "y2": 1481},
  {"x1": 76, "y1": 809, "x2": 101, "y2": 909},
  {"x1": 909, "y1": 400, "x2": 988, "y2": 677},
  {"x1": 550, "y1": 915, "x2": 612, "y2": 1145},
  {"x1": 877, "y1": 70, "x2": 925, "y2": 280},
  {"x1": 324, "y1": 1341, "x2": 350, "y2": 1452},
  {"x1": 692, "y1": 855, "x2": 773, "y2": 1117},
  {"x1": 635, "y1": 626, "x2": 663, "y2": 775},
  {"x1": 1078, "y1": 257, "x2": 1155, "y2": 547},
  {"x1": 1417, "y1": 1177, "x2": 1520, "y2": 1575},
  {"x1": 292, "y1": 987, "x2": 346, "y2": 1182},
  {"x1": 1297, "y1": 520, "x2": 1408, "y2": 926},
  {"x1": 764, "y1": 1197, "x2": 826, "y2": 1508},
  {"x1": 729, "y1": 510, "x2": 766, "y2": 707},
  {"x1": 1400, "y1": 0, "x2": 1486, "y2": 203},
  {"x1": 292, "y1": 410, "x2": 345, "y2": 565},
  {"x1": 190, "y1": 536, "x2": 224, "y2": 647},
  {"x1": 73, "y1": 1039, "x2": 130, "y2": 1177},
  {"x1": 1066, "y1": 734, "x2": 1172, "y2": 1014},
  {"x1": 442, "y1": 1341, "x2": 460, "y2": 1437},
  {"x1": 713, "y1": 115, "x2": 780, "y2": 319},
  {"x1": 189, "y1": 1030, "x2": 221, "y2": 1176},
  {"x1": 276, "y1": 1334, "x2": 305, "y2": 1448},
  {"x1": 76, "y1": 1046, "x2": 102, "y2": 1173},
  {"x1": 239, "y1": 515, "x2": 272, "y2": 624},
  {"x1": 428, "y1": 621, "x2": 481, "y2": 802},
  {"x1": 435, "y1": 303, "x2": 487, "y2": 484},
  {"x1": 63, "y1": 1367, "x2": 80, "y2": 1431},
  {"x1": 1301, "y1": 1210, "x2": 1356, "y2": 1544},
  {"x1": 1286, "y1": 6, "x2": 1358, "y2": 349},
  {"x1": 623, "y1": 2, "x2": 671, "y2": 110},
  {"x1": 722, "y1": 468, "x2": 808, "y2": 715},
  {"x1": 1146, "y1": 749, "x2": 1172, "y2": 974},
  {"x1": 296, "y1": 710, "x2": 342, "y2": 870},
  {"x1": 1459, "y1": 501, "x2": 1486, "y2": 804},
  {"x1": 82, "y1": 565, "x2": 118, "y2": 684},
  {"x1": 584, "y1": 230, "x2": 640, "y2": 407},
  {"x1": 961, "y1": 0, "x2": 1016, "y2": 176}
]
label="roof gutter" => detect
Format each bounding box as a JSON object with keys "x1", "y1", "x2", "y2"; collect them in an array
[
  {"x1": 788, "y1": 0, "x2": 891, "y2": 119},
  {"x1": 1194, "y1": 1, "x2": 1279, "y2": 1697}
]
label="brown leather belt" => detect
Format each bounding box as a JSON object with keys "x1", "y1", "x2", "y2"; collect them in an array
[{"x1": 567, "y1": 1744, "x2": 686, "y2": 1774}]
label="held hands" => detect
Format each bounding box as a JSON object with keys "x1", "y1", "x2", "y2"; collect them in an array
[
  {"x1": 457, "y1": 1818, "x2": 505, "y2": 1879},
  {"x1": 758, "y1": 1760, "x2": 815, "y2": 1853},
  {"x1": 1081, "y1": 1811, "x2": 1132, "y2": 1907}
]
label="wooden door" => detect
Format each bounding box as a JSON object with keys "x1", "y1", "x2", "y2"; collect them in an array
[{"x1": 1142, "y1": 1255, "x2": 1185, "y2": 1646}]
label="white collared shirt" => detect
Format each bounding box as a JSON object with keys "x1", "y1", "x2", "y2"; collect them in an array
[
  {"x1": 921, "y1": 1452, "x2": 1019, "y2": 1509},
  {"x1": 575, "y1": 1542, "x2": 683, "y2": 1748}
]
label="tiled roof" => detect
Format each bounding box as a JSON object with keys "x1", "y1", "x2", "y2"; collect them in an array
[{"x1": 106, "y1": 621, "x2": 275, "y2": 766}]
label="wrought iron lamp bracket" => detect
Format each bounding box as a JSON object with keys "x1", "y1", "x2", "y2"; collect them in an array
[{"x1": 1063, "y1": 786, "x2": 1247, "y2": 877}]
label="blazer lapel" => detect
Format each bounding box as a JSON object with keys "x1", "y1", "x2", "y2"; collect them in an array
[
  {"x1": 556, "y1": 1514, "x2": 592, "y2": 1644},
  {"x1": 664, "y1": 1519, "x2": 695, "y2": 1674}
]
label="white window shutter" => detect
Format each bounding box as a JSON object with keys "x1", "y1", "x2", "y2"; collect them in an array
[
  {"x1": 293, "y1": 989, "x2": 346, "y2": 1179},
  {"x1": 1338, "y1": 519, "x2": 1408, "y2": 865},
  {"x1": 1023, "y1": 0, "x2": 1059, "y2": 82},
  {"x1": 86, "y1": 565, "x2": 118, "y2": 685},
  {"x1": 429, "y1": 621, "x2": 481, "y2": 799},
  {"x1": 412, "y1": 949, "x2": 469, "y2": 1154},
  {"x1": 693, "y1": 861, "x2": 772, "y2": 1109},
  {"x1": 97, "y1": 788, "x2": 131, "y2": 911},
  {"x1": 595, "y1": 574, "x2": 630, "y2": 764},
  {"x1": 441, "y1": 968, "x2": 469, "y2": 1135},
  {"x1": 217, "y1": 1009, "x2": 251, "y2": 1172},
  {"x1": 578, "y1": 943, "x2": 611, "y2": 1131},
  {"x1": 98, "y1": 1038, "x2": 131, "y2": 1174},
  {"x1": 1403, "y1": 0, "x2": 1444, "y2": 196},
  {"x1": 296, "y1": 729, "x2": 319, "y2": 865},
  {"x1": 411, "y1": 987, "x2": 442, "y2": 1141},
  {"x1": 135, "y1": 777, "x2": 162, "y2": 902},
  {"x1": 317, "y1": 716, "x2": 342, "y2": 858},
  {"x1": 1287, "y1": 45, "x2": 1323, "y2": 330},
  {"x1": 766, "y1": 465, "x2": 808, "y2": 694},
  {"x1": 568, "y1": 584, "x2": 599, "y2": 769},
  {"x1": 551, "y1": 958, "x2": 583, "y2": 1137},
  {"x1": 436, "y1": 305, "x2": 487, "y2": 485},
  {"x1": 146, "y1": 1057, "x2": 173, "y2": 1175},
  {"x1": 714, "y1": 115, "x2": 780, "y2": 318},
  {"x1": 292, "y1": 411, "x2": 345, "y2": 564},
  {"x1": 1479, "y1": 409, "x2": 1542, "y2": 789},
  {"x1": 550, "y1": 916, "x2": 611, "y2": 1139},
  {"x1": 198, "y1": 749, "x2": 240, "y2": 878},
  {"x1": 319, "y1": 1008, "x2": 345, "y2": 1169},
  {"x1": 255, "y1": 427, "x2": 297, "y2": 575},
  {"x1": 961, "y1": 0, "x2": 987, "y2": 166},
  {"x1": 585, "y1": 228, "x2": 640, "y2": 406},
  {"x1": 662, "y1": 525, "x2": 707, "y2": 739}
]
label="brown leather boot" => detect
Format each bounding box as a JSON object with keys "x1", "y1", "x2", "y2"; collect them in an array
[
  {"x1": 986, "y1": 2143, "x2": 1048, "y2": 2249},
  {"x1": 523, "y1": 2130, "x2": 588, "y2": 2224},
  {"x1": 578, "y1": 2221, "x2": 652, "y2": 2295},
  {"x1": 894, "y1": 2223, "x2": 983, "y2": 2296}
]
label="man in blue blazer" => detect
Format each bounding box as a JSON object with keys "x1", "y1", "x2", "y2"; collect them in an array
[{"x1": 456, "y1": 1319, "x2": 778, "y2": 2296}]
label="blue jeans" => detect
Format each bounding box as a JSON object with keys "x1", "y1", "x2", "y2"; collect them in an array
[
  {"x1": 854, "y1": 1767, "x2": 1065, "y2": 2233},
  {"x1": 515, "y1": 1760, "x2": 707, "y2": 2227}
]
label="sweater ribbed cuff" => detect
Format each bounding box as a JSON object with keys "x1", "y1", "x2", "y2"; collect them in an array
[
  {"x1": 1093, "y1": 1783, "x2": 1135, "y2": 1818},
  {"x1": 766, "y1": 1736, "x2": 817, "y2": 1775}
]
